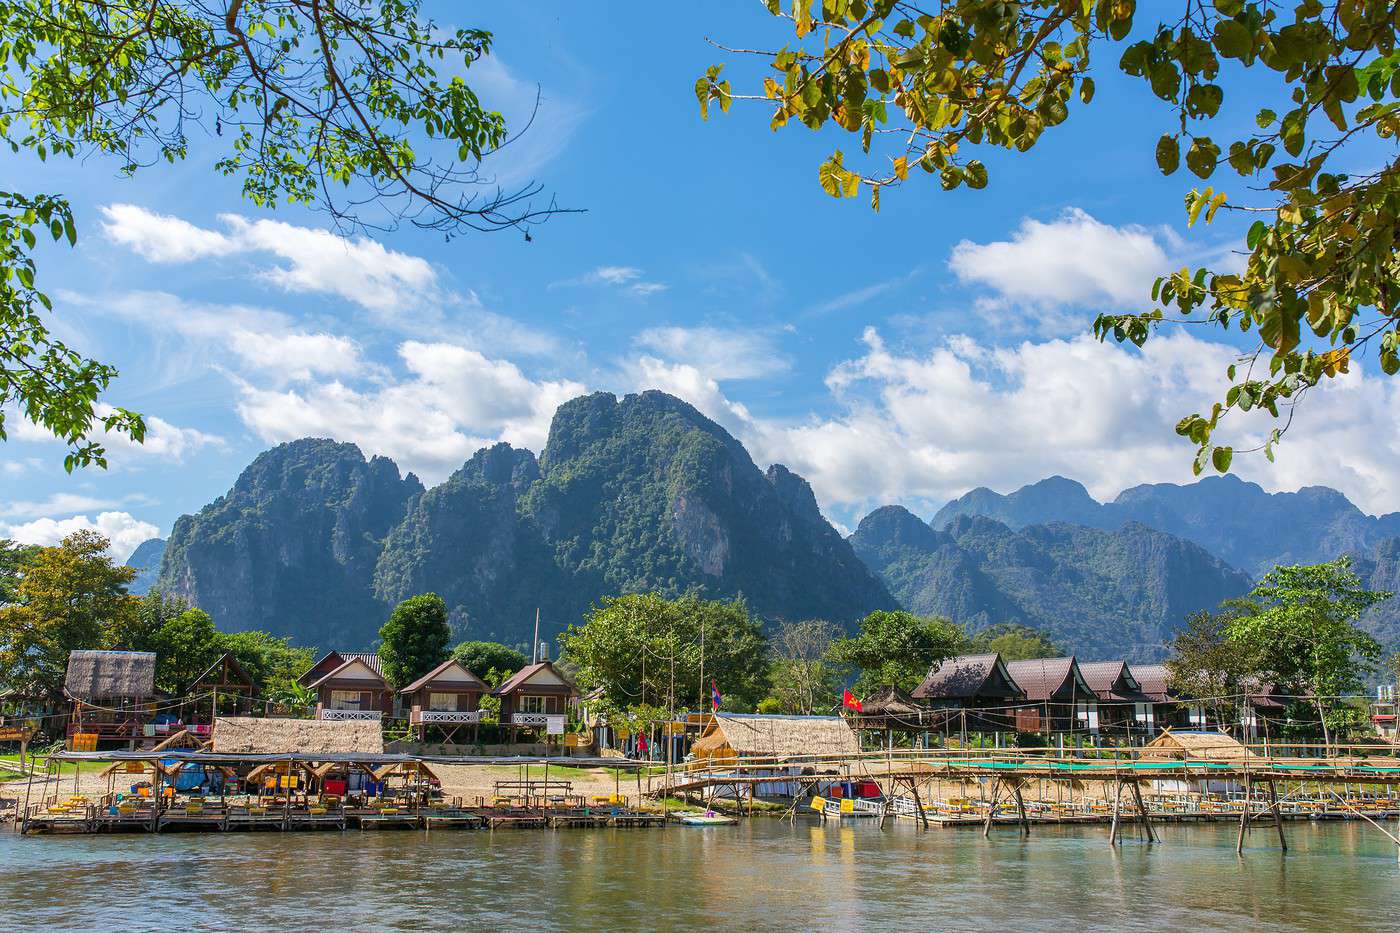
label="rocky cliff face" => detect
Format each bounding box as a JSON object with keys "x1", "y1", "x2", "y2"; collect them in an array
[
  {"x1": 852, "y1": 507, "x2": 1254, "y2": 661},
  {"x1": 159, "y1": 438, "x2": 423, "y2": 648},
  {"x1": 160, "y1": 392, "x2": 893, "y2": 648}
]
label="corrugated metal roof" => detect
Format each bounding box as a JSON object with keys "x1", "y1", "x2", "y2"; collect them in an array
[
  {"x1": 398, "y1": 658, "x2": 487, "y2": 695},
  {"x1": 491, "y1": 660, "x2": 576, "y2": 697}
]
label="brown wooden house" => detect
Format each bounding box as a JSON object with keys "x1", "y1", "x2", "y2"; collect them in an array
[
  {"x1": 398, "y1": 658, "x2": 487, "y2": 743},
  {"x1": 911, "y1": 653, "x2": 1025, "y2": 734},
  {"x1": 65, "y1": 650, "x2": 157, "y2": 749},
  {"x1": 1127, "y1": 663, "x2": 1192, "y2": 732},
  {"x1": 1005, "y1": 657, "x2": 1094, "y2": 735},
  {"x1": 185, "y1": 652, "x2": 256, "y2": 732},
  {"x1": 301, "y1": 652, "x2": 391, "y2": 721},
  {"x1": 492, "y1": 660, "x2": 578, "y2": 742},
  {"x1": 1078, "y1": 661, "x2": 1156, "y2": 739}
]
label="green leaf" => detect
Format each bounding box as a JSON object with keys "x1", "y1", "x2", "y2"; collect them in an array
[
  {"x1": 1186, "y1": 137, "x2": 1220, "y2": 178},
  {"x1": 1156, "y1": 135, "x2": 1180, "y2": 175},
  {"x1": 1211, "y1": 446, "x2": 1233, "y2": 473}
]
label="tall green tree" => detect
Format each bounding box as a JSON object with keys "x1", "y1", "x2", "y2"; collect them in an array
[
  {"x1": 967, "y1": 622, "x2": 1063, "y2": 662},
  {"x1": 220, "y1": 629, "x2": 315, "y2": 697},
  {"x1": 560, "y1": 593, "x2": 771, "y2": 712},
  {"x1": 104, "y1": 587, "x2": 188, "y2": 653},
  {"x1": 378, "y1": 592, "x2": 451, "y2": 690},
  {"x1": 151, "y1": 607, "x2": 224, "y2": 695},
  {"x1": 767, "y1": 618, "x2": 842, "y2": 714},
  {"x1": 1166, "y1": 607, "x2": 1262, "y2": 729},
  {"x1": 827, "y1": 609, "x2": 963, "y2": 694},
  {"x1": 0, "y1": 538, "x2": 39, "y2": 605},
  {"x1": 0, "y1": 1, "x2": 564, "y2": 467},
  {"x1": 451, "y1": 640, "x2": 528, "y2": 686},
  {"x1": 0, "y1": 530, "x2": 136, "y2": 700},
  {"x1": 700, "y1": 2, "x2": 1400, "y2": 471},
  {"x1": 1226, "y1": 558, "x2": 1390, "y2": 747}
]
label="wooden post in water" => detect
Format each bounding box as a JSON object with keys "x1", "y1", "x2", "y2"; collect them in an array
[
  {"x1": 983, "y1": 776, "x2": 1000, "y2": 838},
  {"x1": 1109, "y1": 779, "x2": 1123, "y2": 846},
  {"x1": 1266, "y1": 780, "x2": 1287, "y2": 852},
  {"x1": 1236, "y1": 775, "x2": 1252, "y2": 855},
  {"x1": 1130, "y1": 781, "x2": 1157, "y2": 843},
  {"x1": 1012, "y1": 780, "x2": 1030, "y2": 837}
]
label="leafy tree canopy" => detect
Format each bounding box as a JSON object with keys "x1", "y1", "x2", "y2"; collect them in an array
[
  {"x1": 1165, "y1": 606, "x2": 1262, "y2": 726},
  {"x1": 701, "y1": 0, "x2": 1400, "y2": 472},
  {"x1": 150, "y1": 606, "x2": 224, "y2": 695},
  {"x1": 767, "y1": 618, "x2": 844, "y2": 714},
  {"x1": 0, "y1": 529, "x2": 137, "y2": 699},
  {"x1": 1225, "y1": 557, "x2": 1390, "y2": 745},
  {"x1": 827, "y1": 609, "x2": 963, "y2": 694},
  {"x1": 220, "y1": 629, "x2": 315, "y2": 697},
  {"x1": 451, "y1": 640, "x2": 528, "y2": 687},
  {"x1": 559, "y1": 593, "x2": 771, "y2": 713},
  {"x1": 966, "y1": 622, "x2": 1063, "y2": 661},
  {"x1": 378, "y1": 592, "x2": 451, "y2": 689},
  {"x1": 1, "y1": 0, "x2": 563, "y2": 468},
  {"x1": 0, "y1": 537, "x2": 39, "y2": 604}
]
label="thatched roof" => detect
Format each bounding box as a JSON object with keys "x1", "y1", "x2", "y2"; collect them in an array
[
  {"x1": 691, "y1": 713, "x2": 861, "y2": 761},
  {"x1": 211, "y1": 716, "x2": 384, "y2": 755},
  {"x1": 65, "y1": 650, "x2": 156, "y2": 700},
  {"x1": 861, "y1": 685, "x2": 923, "y2": 717},
  {"x1": 1142, "y1": 728, "x2": 1250, "y2": 762}
]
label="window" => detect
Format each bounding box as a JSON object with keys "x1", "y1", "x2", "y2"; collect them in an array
[
  {"x1": 329, "y1": 690, "x2": 362, "y2": 710},
  {"x1": 518, "y1": 695, "x2": 547, "y2": 714},
  {"x1": 1133, "y1": 703, "x2": 1154, "y2": 726},
  {"x1": 429, "y1": 692, "x2": 457, "y2": 712}
]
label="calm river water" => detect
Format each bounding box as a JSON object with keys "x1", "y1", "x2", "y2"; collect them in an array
[{"x1": 2, "y1": 819, "x2": 1397, "y2": 930}]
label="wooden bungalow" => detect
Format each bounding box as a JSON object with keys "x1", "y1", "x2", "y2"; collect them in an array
[
  {"x1": 492, "y1": 660, "x2": 578, "y2": 743},
  {"x1": 911, "y1": 653, "x2": 1025, "y2": 734},
  {"x1": 1241, "y1": 679, "x2": 1292, "y2": 741},
  {"x1": 300, "y1": 653, "x2": 391, "y2": 721},
  {"x1": 1005, "y1": 657, "x2": 1095, "y2": 735},
  {"x1": 64, "y1": 650, "x2": 157, "y2": 749},
  {"x1": 1129, "y1": 663, "x2": 1193, "y2": 732},
  {"x1": 186, "y1": 651, "x2": 256, "y2": 730},
  {"x1": 1078, "y1": 661, "x2": 1157, "y2": 739},
  {"x1": 398, "y1": 658, "x2": 487, "y2": 743}
]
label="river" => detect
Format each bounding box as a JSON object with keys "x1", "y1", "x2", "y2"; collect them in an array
[{"x1": 2, "y1": 819, "x2": 1396, "y2": 930}]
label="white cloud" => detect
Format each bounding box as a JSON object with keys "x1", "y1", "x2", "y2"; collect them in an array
[
  {"x1": 7, "y1": 402, "x2": 223, "y2": 465},
  {"x1": 101, "y1": 205, "x2": 443, "y2": 315},
  {"x1": 99, "y1": 204, "x2": 234, "y2": 262},
  {"x1": 1, "y1": 493, "x2": 120, "y2": 521},
  {"x1": 5, "y1": 511, "x2": 160, "y2": 562},
  {"x1": 948, "y1": 208, "x2": 1172, "y2": 315},
  {"x1": 594, "y1": 266, "x2": 641, "y2": 285},
  {"x1": 553, "y1": 264, "x2": 668, "y2": 297},
  {"x1": 234, "y1": 341, "x2": 586, "y2": 482},
  {"x1": 465, "y1": 52, "x2": 590, "y2": 186},
  {"x1": 634, "y1": 326, "x2": 790, "y2": 381}
]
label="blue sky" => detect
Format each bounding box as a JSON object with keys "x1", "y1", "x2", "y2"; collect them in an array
[{"x1": 5, "y1": 3, "x2": 1399, "y2": 560}]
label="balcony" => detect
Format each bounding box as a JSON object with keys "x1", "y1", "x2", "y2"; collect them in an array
[
  {"x1": 412, "y1": 709, "x2": 480, "y2": 725},
  {"x1": 512, "y1": 712, "x2": 566, "y2": 734},
  {"x1": 318, "y1": 708, "x2": 383, "y2": 722}
]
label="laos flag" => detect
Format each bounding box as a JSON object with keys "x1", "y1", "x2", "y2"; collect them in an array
[{"x1": 711, "y1": 680, "x2": 722, "y2": 711}]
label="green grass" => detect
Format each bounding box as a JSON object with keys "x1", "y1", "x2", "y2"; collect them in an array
[{"x1": 0, "y1": 753, "x2": 112, "y2": 775}]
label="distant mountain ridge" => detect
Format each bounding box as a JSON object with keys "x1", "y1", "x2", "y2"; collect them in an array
[
  {"x1": 850, "y1": 506, "x2": 1253, "y2": 661},
  {"x1": 157, "y1": 391, "x2": 894, "y2": 648},
  {"x1": 124, "y1": 538, "x2": 165, "y2": 596},
  {"x1": 932, "y1": 474, "x2": 1400, "y2": 576}
]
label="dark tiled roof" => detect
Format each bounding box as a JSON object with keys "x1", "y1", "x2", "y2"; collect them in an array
[
  {"x1": 1006, "y1": 657, "x2": 1080, "y2": 701},
  {"x1": 491, "y1": 660, "x2": 577, "y2": 698},
  {"x1": 1077, "y1": 661, "x2": 1150, "y2": 702},
  {"x1": 399, "y1": 658, "x2": 487, "y2": 695},
  {"x1": 1131, "y1": 664, "x2": 1173, "y2": 702},
  {"x1": 305, "y1": 656, "x2": 388, "y2": 691},
  {"x1": 913, "y1": 654, "x2": 1021, "y2": 701}
]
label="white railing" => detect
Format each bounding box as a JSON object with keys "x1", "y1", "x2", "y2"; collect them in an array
[
  {"x1": 418, "y1": 710, "x2": 480, "y2": 724},
  {"x1": 319, "y1": 709, "x2": 382, "y2": 722},
  {"x1": 512, "y1": 712, "x2": 550, "y2": 726}
]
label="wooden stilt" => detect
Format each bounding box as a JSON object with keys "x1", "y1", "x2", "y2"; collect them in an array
[
  {"x1": 1130, "y1": 781, "x2": 1157, "y2": 843},
  {"x1": 1266, "y1": 780, "x2": 1287, "y2": 852},
  {"x1": 1236, "y1": 776, "x2": 1251, "y2": 855},
  {"x1": 1109, "y1": 779, "x2": 1123, "y2": 846},
  {"x1": 909, "y1": 775, "x2": 929, "y2": 830},
  {"x1": 1011, "y1": 780, "x2": 1030, "y2": 837},
  {"x1": 983, "y1": 776, "x2": 1000, "y2": 838}
]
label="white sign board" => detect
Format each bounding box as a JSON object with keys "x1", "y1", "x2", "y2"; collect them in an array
[{"x1": 546, "y1": 714, "x2": 566, "y2": 736}]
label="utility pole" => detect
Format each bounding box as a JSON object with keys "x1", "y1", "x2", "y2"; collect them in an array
[{"x1": 532, "y1": 608, "x2": 541, "y2": 664}]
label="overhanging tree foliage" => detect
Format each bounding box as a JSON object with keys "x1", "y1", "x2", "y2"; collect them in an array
[
  {"x1": 700, "y1": 1, "x2": 1400, "y2": 471},
  {"x1": 0, "y1": 0, "x2": 566, "y2": 467},
  {"x1": 827, "y1": 608, "x2": 963, "y2": 694}
]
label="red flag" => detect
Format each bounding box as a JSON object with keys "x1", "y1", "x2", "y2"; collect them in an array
[
  {"x1": 843, "y1": 688, "x2": 863, "y2": 713},
  {"x1": 637, "y1": 731, "x2": 649, "y2": 753}
]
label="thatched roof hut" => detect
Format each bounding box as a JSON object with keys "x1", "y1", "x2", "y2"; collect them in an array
[
  {"x1": 211, "y1": 716, "x2": 384, "y2": 755},
  {"x1": 1142, "y1": 728, "x2": 1250, "y2": 762},
  {"x1": 690, "y1": 713, "x2": 861, "y2": 764},
  {"x1": 65, "y1": 650, "x2": 156, "y2": 700}
]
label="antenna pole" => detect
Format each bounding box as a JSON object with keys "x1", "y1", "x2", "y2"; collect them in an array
[{"x1": 533, "y1": 608, "x2": 541, "y2": 664}]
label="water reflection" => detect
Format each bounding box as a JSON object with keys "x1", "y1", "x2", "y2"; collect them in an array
[{"x1": 1, "y1": 820, "x2": 1396, "y2": 931}]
